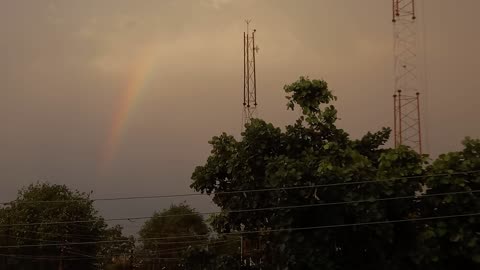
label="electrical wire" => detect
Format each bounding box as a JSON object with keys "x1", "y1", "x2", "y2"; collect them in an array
[
  {"x1": 106, "y1": 240, "x2": 238, "y2": 257},
  {"x1": 0, "y1": 241, "x2": 239, "y2": 261},
  {"x1": 420, "y1": 0, "x2": 431, "y2": 154},
  {"x1": 0, "y1": 211, "x2": 478, "y2": 249},
  {"x1": 1, "y1": 188, "x2": 478, "y2": 228},
  {"x1": 1, "y1": 170, "x2": 478, "y2": 205},
  {"x1": 0, "y1": 253, "x2": 181, "y2": 261}
]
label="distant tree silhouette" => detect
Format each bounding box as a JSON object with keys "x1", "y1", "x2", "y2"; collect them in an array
[{"x1": 0, "y1": 183, "x2": 127, "y2": 270}]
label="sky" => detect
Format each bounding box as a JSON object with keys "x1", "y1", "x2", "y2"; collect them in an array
[{"x1": 1, "y1": 0, "x2": 479, "y2": 234}]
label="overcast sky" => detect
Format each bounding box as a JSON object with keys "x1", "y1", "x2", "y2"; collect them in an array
[{"x1": 1, "y1": 0, "x2": 479, "y2": 234}]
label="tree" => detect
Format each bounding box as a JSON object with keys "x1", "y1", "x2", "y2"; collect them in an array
[
  {"x1": 137, "y1": 203, "x2": 209, "y2": 270},
  {"x1": 0, "y1": 207, "x2": 11, "y2": 269},
  {"x1": 97, "y1": 225, "x2": 135, "y2": 270},
  {"x1": 0, "y1": 183, "x2": 116, "y2": 270},
  {"x1": 416, "y1": 137, "x2": 480, "y2": 269},
  {"x1": 191, "y1": 76, "x2": 479, "y2": 269}
]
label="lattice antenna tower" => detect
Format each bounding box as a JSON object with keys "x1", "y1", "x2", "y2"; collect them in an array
[
  {"x1": 392, "y1": 0, "x2": 422, "y2": 154},
  {"x1": 242, "y1": 20, "x2": 259, "y2": 127}
]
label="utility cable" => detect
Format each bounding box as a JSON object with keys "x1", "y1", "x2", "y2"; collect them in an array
[
  {"x1": 1, "y1": 188, "x2": 478, "y2": 228},
  {"x1": 0, "y1": 211, "x2": 478, "y2": 249},
  {"x1": 1, "y1": 170, "x2": 478, "y2": 205}
]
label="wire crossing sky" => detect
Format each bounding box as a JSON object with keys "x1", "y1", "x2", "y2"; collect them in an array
[{"x1": 1, "y1": 211, "x2": 479, "y2": 249}]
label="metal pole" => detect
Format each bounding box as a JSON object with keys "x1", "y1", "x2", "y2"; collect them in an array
[
  {"x1": 240, "y1": 236, "x2": 243, "y2": 266},
  {"x1": 394, "y1": 0, "x2": 398, "y2": 16},
  {"x1": 243, "y1": 32, "x2": 246, "y2": 106},
  {"x1": 4, "y1": 215, "x2": 10, "y2": 270},
  {"x1": 252, "y1": 30, "x2": 257, "y2": 106},
  {"x1": 393, "y1": 94, "x2": 397, "y2": 147},
  {"x1": 416, "y1": 92, "x2": 422, "y2": 154},
  {"x1": 246, "y1": 33, "x2": 250, "y2": 108},
  {"x1": 58, "y1": 247, "x2": 64, "y2": 270},
  {"x1": 412, "y1": 0, "x2": 416, "y2": 19},
  {"x1": 398, "y1": 90, "x2": 402, "y2": 145},
  {"x1": 392, "y1": 0, "x2": 396, "y2": 22}
]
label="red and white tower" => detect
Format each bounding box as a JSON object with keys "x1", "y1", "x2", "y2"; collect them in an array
[{"x1": 392, "y1": 0, "x2": 422, "y2": 154}]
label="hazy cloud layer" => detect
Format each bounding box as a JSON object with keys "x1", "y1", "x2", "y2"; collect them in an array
[{"x1": 1, "y1": 0, "x2": 479, "y2": 233}]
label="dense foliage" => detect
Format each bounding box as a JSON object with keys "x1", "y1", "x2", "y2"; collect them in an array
[
  {"x1": 191, "y1": 76, "x2": 480, "y2": 270},
  {"x1": 137, "y1": 203, "x2": 209, "y2": 269},
  {"x1": 0, "y1": 183, "x2": 128, "y2": 270}
]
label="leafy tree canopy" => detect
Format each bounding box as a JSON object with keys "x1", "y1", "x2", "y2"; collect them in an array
[
  {"x1": 191, "y1": 76, "x2": 480, "y2": 270},
  {"x1": 0, "y1": 182, "x2": 128, "y2": 270},
  {"x1": 138, "y1": 203, "x2": 209, "y2": 270}
]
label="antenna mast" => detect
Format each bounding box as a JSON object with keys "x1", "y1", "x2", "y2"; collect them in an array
[
  {"x1": 243, "y1": 20, "x2": 259, "y2": 128},
  {"x1": 392, "y1": 0, "x2": 422, "y2": 154}
]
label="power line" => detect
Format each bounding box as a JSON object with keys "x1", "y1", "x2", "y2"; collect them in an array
[
  {"x1": 65, "y1": 249, "x2": 97, "y2": 260},
  {"x1": 0, "y1": 253, "x2": 181, "y2": 261},
  {"x1": 107, "y1": 240, "x2": 239, "y2": 257},
  {"x1": 0, "y1": 245, "x2": 233, "y2": 262},
  {"x1": 12, "y1": 230, "x2": 106, "y2": 240},
  {"x1": 0, "y1": 253, "x2": 88, "y2": 260},
  {"x1": 3, "y1": 241, "x2": 240, "y2": 261},
  {"x1": 0, "y1": 232, "x2": 221, "y2": 246},
  {"x1": 1, "y1": 170, "x2": 478, "y2": 205},
  {"x1": 1, "y1": 188, "x2": 478, "y2": 228},
  {"x1": 0, "y1": 211, "x2": 478, "y2": 249},
  {"x1": 0, "y1": 236, "x2": 234, "y2": 249},
  {"x1": 64, "y1": 241, "x2": 238, "y2": 260}
]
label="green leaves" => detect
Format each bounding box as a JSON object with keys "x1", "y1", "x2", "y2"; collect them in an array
[
  {"x1": 284, "y1": 77, "x2": 335, "y2": 111},
  {"x1": 138, "y1": 204, "x2": 210, "y2": 270},
  {"x1": 191, "y1": 76, "x2": 480, "y2": 269},
  {"x1": 284, "y1": 76, "x2": 338, "y2": 129},
  {"x1": 413, "y1": 138, "x2": 480, "y2": 268},
  {"x1": 191, "y1": 77, "x2": 414, "y2": 269},
  {"x1": 0, "y1": 183, "x2": 114, "y2": 270}
]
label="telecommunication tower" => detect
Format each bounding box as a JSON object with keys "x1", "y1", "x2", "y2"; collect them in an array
[
  {"x1": 242, "y1": 20, "x2": 259, "y2": 127},
  {"x1": 392, "y1": 0, "x2": 422, "y2": 154}
]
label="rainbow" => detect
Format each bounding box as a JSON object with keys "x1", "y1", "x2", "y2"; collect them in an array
[{"x1": 99, "y1": 43, "x2": 161, "y2": 170}]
